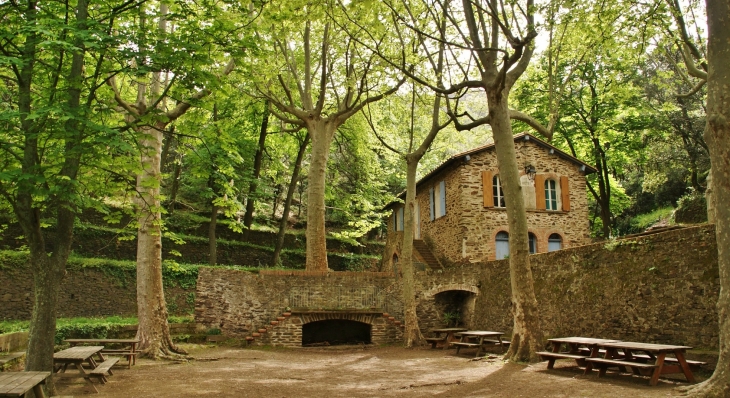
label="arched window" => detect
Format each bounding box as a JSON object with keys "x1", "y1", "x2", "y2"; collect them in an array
[
  {"x1": 548, "y1": 233, "x2": 563, "y2": 252},
  {"x1": 528, "y1": 233, "x2": 537, "y2": 254},
  {"x1": 545, "y1": 179, "x2": 558, "y2": 210},
  {"x1": 492, "y1": 175, "x2": 506, "y2": 208},
  {"x1": 495, "y1": 231, "x2": 509, "y2": 259}
]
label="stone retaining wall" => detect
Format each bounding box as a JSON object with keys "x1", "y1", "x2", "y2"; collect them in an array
[
  {"x1": 195, "y1": 225, "x2": 719, "y2": 349},
  {"x1": 194, "y1": 269, "x2": 405, "y2": 346},
  {"x1": 0, "y1": 263, "x2": 194, "y2": 320},
  {"x1": 415, "y1": 224, "x2": 719, "y2": 349}
]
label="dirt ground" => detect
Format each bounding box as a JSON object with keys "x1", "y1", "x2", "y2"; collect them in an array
[{"x1": 53, "y1": 344, "x2": 699, "y2": 398}]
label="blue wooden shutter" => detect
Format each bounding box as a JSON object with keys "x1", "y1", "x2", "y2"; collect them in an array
[
  {"x1": 439, "y1": 181, "x2": 446, "y2": 216},
  {"x1": 429, "y1": 187, "x2": 435, "y2": 221},
  {"x1": 398, "y1": 207, "x2": 404, "y2": 231}
]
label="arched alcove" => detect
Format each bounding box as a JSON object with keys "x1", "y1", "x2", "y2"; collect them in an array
[
  {"x1": 302, "y1": 319, "x2": 372, "y2": 346},
  {"x1": 433, "y1": 290, "x2": 477, "y2": 328}
]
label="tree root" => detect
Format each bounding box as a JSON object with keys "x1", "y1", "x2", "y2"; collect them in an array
[{"x1": 678, "y1": 378, "x2": 730, "y2": 397}]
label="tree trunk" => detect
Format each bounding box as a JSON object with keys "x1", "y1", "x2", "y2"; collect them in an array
[
  {"x1": 243, "y1": 105, "x2": 269, "y2": 238},
  {"x1": 135, "y1": 124, "x2": 186, "y2": 358},
  {"x1": 20, "y1": 2, "x2": 86, "y2": 394},
  {"x1": 209, "y1": 203, "x2": 218, "y2": 266},
  {"x1": 305, "y1": 121, "x2": 337, "y2": 271},
  {"x1": 686, "y1": 0, "x2": 730, "y2": 394},
  {"x1": 273, "y1": 133, "x2": 309, "y2": 266},
  {"x1": 401, "y1": 158, "x2": 424, "y2": 347},
  {"x1": 489, "y1": 93, "x2": 543, "y2": 363}
]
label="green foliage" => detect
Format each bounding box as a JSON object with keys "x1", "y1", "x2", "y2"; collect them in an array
[
  {"x1": 443, "y1": 311, "x2": 461, "y2": 326},
  {"x1": 632, "y1": 207, "x2": 675, "y2": 230},
  {"x1": 334, "y1": 252, "x2": 380, "y2": 272}
]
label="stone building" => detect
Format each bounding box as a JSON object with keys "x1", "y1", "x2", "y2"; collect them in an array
[{"x1": 382, "y1": 133, "x2": 597, "y2": 270}]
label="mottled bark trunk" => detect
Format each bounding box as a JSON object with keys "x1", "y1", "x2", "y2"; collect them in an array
[
  {"x1": 687, "y1": 0, "x2": 730, "y2": 394},
  {"x1": 305, "y1": 121, "x2": 336, "y2": 271},
  {"x1": 401, "y1": 158, "x2": 424, "y2": 347},
  {"x1": 273, "y1": 134, "x2": 309, "y2": 266},
  {"x1": 488, "y1": 93, "x2": 543, "y2": 363},
  {"x1": 21, "y1": 2, "x2": 86, "y2": 395},
  {"x1": 243, "y1": 105, "x2": 269, "y2": 238},
  {"x1": 135, "y1": 124, "x2": 185, "y2": 358}
]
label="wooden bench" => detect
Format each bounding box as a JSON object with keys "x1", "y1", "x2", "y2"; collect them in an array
[
  {"x1": 584, "y1": 357, "x2": 659, "y2": 377},
  {"x1": 89, "y1": 357, "x2": 120, "y2": 384},
  {"x1": 424, "y1": 337, "x2": 446, "y2": 349},
  {"x1": 101, "y1": 349, "x2": 139, "y2": 368},
  {"x1": 451, "y1": 342, "x2": 480, "y2": 354},
  {"x1": 537, "y1": 351, "x2": 589, "y2": 369},
  {"x1": 627, "y1": 354, "x2": 706, "y2": 369}
]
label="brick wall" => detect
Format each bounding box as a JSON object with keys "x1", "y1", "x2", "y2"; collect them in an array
[{"x1": 194, "y1": 269, "x2": 405, "y2": 346}]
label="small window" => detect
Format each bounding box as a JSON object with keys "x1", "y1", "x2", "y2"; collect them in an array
[
  {"x1": 495, "y1": 231, "x2": 509, "y2": 259},
  {"x1": 548, "y1": 233, "x2": 562, "y2": 252},
  {"x1": 529, "y1": 233, "x2": 537, "y2": 254},
  {"x1": 545, "y1": 179, "x2": 558, "y2": 211},
  {"x1": 492, "y1": 175, "x2": 506, "y2": 208}
]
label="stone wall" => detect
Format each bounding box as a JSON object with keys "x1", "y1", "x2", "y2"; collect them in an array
[
  {"x1": 415, "y1": 224, "x2": 719, "y2": 349},
  {"x1": 195, "y1": 225, "x2": 718, "y2": 349},
  {"x1": 194, "y1": 269, "x2": 404, "y2": 346},
  {"x1": 0, "y1": 261, "x2": 195, "y2": 320}
]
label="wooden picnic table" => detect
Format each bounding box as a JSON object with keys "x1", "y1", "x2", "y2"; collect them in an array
[
  {"x1": 425, "y1": 328, "x2": 468, "y2": 349},
  {"x1": 64, "y1": 338, "x2": 140, "y2": 368},
  {"x1": 54, "y1": 345, "x2": 118, "y2": 393},
  {"x1": 586, "y1": 341, "x2": 696, "y2": 386},
  {"x1": 452, "y1": 331, "x2": 506, "y2": 357},
  {"x1": 537, "y1": 337, "x2": 620, "y2": 373},
  {"x1": 0, "y1": 371, "x2": 50, "y2": 398}
]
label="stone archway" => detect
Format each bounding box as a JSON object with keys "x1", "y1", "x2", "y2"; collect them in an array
[
  {"x1": 265, "y1": 311, "x2": 402, "y2": 347},
  {"x1": 421, "y1": 284, "x2": 480, "y2": 330}
]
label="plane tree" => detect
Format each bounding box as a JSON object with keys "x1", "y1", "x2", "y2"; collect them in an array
[{"x1": 246, "y1": 0, "x2": 404, "y2": 270}]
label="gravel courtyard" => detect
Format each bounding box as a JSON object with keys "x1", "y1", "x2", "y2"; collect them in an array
[{"x1": 53, "y1": 344, "x2": 698, "y2": 397}]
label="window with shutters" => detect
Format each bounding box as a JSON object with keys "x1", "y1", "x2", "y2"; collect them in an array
[
  {"x1": 548, "y1": 233, "x2": 563, "y2": 252},
  {"x1": 430, "y1": 181, "x2": 446, "y2": 219},
  {"x1": 492, "y1": 175, "x2": 506, "y2": 208},
  {"x1": 545, "y1": 179, "x2": 558, "y2": 211},
  {"x1": 495, "y1": 231, "x2": 509, "y2": 259}
]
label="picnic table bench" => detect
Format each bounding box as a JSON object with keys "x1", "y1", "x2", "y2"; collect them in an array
[
  {"x1": 0, "y1": 371, "x2": 50, "y2": 398},
  {"x1": 537, "y1": 337, "x2": 619, "y2": 373},
  {"x1": 426, "y1": 328, "x2": 467, "y2": 349},
  {"x1": 585, "y1": 341, "x2": 696, "y2": 386},
  {"x1": 64, "y1": 339, "x2": 139, "y2": 369},
  {"x1": 452, "y1": 331, "x2": 506, "y2": 357},
  {"x1": 53, "y1": 345, "x2": 113, "y2": 393}
]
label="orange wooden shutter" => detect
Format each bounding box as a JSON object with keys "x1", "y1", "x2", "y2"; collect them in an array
[
  {"x1": 482, "y1": 171, "x2": 494, "y2": 207},
  {"x1": 534, "y1": 174, "x2": 546, "y2": 210},
  {"x1": 560, "y1": 176, "x2": 570, "y2": 211}
]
